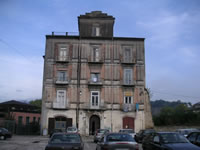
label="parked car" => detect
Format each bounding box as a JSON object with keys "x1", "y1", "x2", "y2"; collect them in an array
[
  {"x1": 119, "y1": 128, "x2": 136, "y2": 138},
  {"x1": 176, "y1": 128, "x2": 199, "y2": 137},
  {"x1": 94, "y1": 129, "x2": 110, "y2": 143},
  {"x1": 135, "y1": 129, "x2": 156, "y2": 143},
  {"x1": 49, "y1": 129, "x2": 63, "y2": 138},
  {"x1": 96, "y1": 132, "x2": 139, "y2": 150},
  {"x1": 0, "y1": 127, "x2": 12, "y2": 140},
  {"x1": 187, "y1": 131, "x2": 200, "y2": 147},
  {"x1": 142, "y1": 132, "x2": 200, "y2": 150},
  {"x1": 66, "y1": 127, "x2": 78, "y2": 133},
  {"x1": 45, "y1": 133, "x2": 84, "y2": 150}
]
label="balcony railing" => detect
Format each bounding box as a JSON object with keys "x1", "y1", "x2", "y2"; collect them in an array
[
  {"x1": 121, "y1": 80, "x2": 135, "y2": 86},
  {"x1": 121, "y1": 104, "x2": 135, "y2": 112},
  {"x1": 52, "y1": 101, "x2": 67, "y2": 109},
  {"x1": 88, "y1": 79, "x2": 103, "y2": 86},
  {"x1": 88, "y1": 56, "x2": 103, "y2": 63},
  {"x1": 80, "y1": 102, "x2": 106, "y2": 110},
  {"x1": 55, "y1": 78, "x2": 69, "y2": 85},
  {"x1": 121, "y1": 58, "x2": 136, "y2": 64},
  {"x1": 55, "y1": 56, "x2": 69, "y2": 62}
]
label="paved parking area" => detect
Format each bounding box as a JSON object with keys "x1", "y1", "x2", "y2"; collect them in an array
[{"x1": 0, "y1": 135, "x2": 142, "y2": 150}]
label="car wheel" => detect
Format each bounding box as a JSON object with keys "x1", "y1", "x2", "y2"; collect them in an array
[{"x1": 0, "y1": 135, "x2": 6, "y2": 140}]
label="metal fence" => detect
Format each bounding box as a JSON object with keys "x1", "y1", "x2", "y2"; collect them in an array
[{"x1": 0, "y1": 120, "x2": 40, "y2": 135}]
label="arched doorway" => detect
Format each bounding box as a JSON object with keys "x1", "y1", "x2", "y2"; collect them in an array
[
  {"x1": 89, "y1": 115, "x2": 100, "y2": 135},
  {"x1": 123, "y1": 117, "x2": 134, "y2": 130}
]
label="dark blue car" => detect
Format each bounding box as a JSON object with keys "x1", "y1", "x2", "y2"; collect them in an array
[{"x1": 142, "y1": 132, "x2": 200, "y2": 150}]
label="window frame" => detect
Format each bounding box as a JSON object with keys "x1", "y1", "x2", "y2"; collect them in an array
[
  {"x1": 56, "y1": 90, "x2": 66, "y2": 106},
  {"x1": 90, "y1": 91, "x2": 100, "y2": 108},
  {"x1": 58, "y1": 45, "x2": 68, "y2": 61},
  {"x1": 124, "y1": 96, "x2": 133, "y2": 104},
  {"x1": 123, "y1": 68, "x2": 133, "y2": 85},
  {"x1": 91, "y1": 73, "x2": 100, "y2": 82},
  {"x1": 57, "y1": 71, "x2": 67, "y2": 81}
]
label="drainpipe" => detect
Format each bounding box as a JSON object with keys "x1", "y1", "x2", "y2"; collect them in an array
[
  {"x1": 76, "y1": 34, "x2": 81, "y2": 129},
  {"x1": 111, "y1": 36, "x2": 114, "y2": 132}
]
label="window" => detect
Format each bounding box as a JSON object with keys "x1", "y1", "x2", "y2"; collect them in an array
[
  {"x1": 91, "y1": 73, "x2": 100, "y2": 82},
  {"x1": 124, "y1": 96, "x2": 132, "y2": 104},
  {"x1": 197, "y1": 134, "x2": 200, "y2": 142},
  {"x1": 26, "y1": 117, "x2": 30, "y2": 125},
  {"x1": 188, "y1": 133, "x2": 198, "y2": 142},
  {"x1": 18, "y1": 116, "x2": 23, "y2": 125},
  {"x1": 124, "y1": 47, "x2": 131, "y2": 61},
  {"x1": 58, "y1": 45, "x2": 68, "y2": 61},
  {"x1": 92, "y1": 26, "x2": 100, "y2": 36},
  {"x1": 124, "y1": 69, "x2": 133, "y2": 84},
  {"x1": 57, "y1": 90, "x2": 66, "y2": 105},
  {"x1": 38, "y1": 117, "x2": 40, "y2": 123},
  {"x1": 93, "y1": 47, "x2": 100, "y2": 61},
  {"x1": 33, "y1": 117, "x2": 36, "y2": 123},
  {"x1": 57, "y1": 71, "x2": 67, "y2": 81},
  {"x1": 91, "y1": 91, "x2": 100, "y2": 108}
]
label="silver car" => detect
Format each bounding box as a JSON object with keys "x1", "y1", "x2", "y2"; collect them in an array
[
  {"x1": 96, "y1": 133, "x2": 139, "y2": 150},
  {"x1": 94, "y1": 129, "x2": 110, "y2": 143},
  {"x1": 119, "y1": 129, "x2": 136, "y2": 138}
]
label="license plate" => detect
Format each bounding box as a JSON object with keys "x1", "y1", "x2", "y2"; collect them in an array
[{"x1": 115, "y1": 149, "x2": 128, "y2": 150}]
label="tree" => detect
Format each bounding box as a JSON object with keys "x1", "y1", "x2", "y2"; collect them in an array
[{"x1": 29, "y1": 99, "x2": 42, "y2": 108}]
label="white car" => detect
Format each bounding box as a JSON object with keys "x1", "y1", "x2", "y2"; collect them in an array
[{"x1": 119, "y1": 129, "x2": 136, "y2": 138}]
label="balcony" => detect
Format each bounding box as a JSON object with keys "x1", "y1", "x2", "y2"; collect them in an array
[
  {"x1": 52, "y1": 101, "x2": 67, "y2": 109},
  {"x1": 55, "y1": 78, "x2": 69, "y2": 85},
  {"x1": 55, "y1": 56, "x2": 69, "y2": 63},
  {"x1": 121, "y1": 104, "x2": 135, "y2": 112},
  {"x1": 88, "y1": 79, "x2": 103, "y2": 86},
  {"x1": 121, "y1": 80, "x2": 135, "y2": 87},
  {"x1": 88, "y1": 56, "x2": 103, "y2": 64},
  {"x1": 121, "y1": 58, "x2": 136, "y2": 64},
  {"x1": 80, "y1": 102, "x2": 106, "y2": 110}
]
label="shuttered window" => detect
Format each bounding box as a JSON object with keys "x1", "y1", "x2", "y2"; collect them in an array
[
  {"x1": 56, "y1": 90, "x2": 66, "y2": 106},
  {"x1": 124, "y1": 69, "x2": 132, "y2": 84},
  {"x1": 58, "y1": 45, "x2": 68, "y2": 61}
]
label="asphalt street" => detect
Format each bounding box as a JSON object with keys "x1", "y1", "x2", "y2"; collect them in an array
[{"x1": 0, "y1": 135, "x2": 142, "y2": 150}]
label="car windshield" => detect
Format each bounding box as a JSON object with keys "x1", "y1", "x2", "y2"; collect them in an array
[
  {"x1": 51, "y1": 134, "x2": 81, "y2": 143},
  {"x1": 144, "y1": 130, "x2": 155, "y2": 134},
  {"x1": 119, "y1": 129, "x2": 134, "y2": 133},
  {"x1": 160, "y1": 133, "x2": 188, "y2": 144},
  {"x1": 67, "y1": 127, "x2": 76, "y2": 131},
  {"x1": 178, "y1": 129, "x2": 198, "y2": 135},
  {"x1": 106, "y1": 134, "x2": 134, "y2": 142},
  {"x1": 98, "y1": 129, "x2": 108, "y2": 133},
  {"x1": 1, "y1": 128, "x2": 8, "y2": 132}
]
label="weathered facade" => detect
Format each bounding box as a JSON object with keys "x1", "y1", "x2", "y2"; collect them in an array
[{"x1": 41, "y1": 11, "x2": 153, "y2": 135}]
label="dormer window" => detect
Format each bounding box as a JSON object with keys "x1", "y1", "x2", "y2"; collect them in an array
[{"x1": 92, "y1": 24, "x2": 100, "y2": 36}]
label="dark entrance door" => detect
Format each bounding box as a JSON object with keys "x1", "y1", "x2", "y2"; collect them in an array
[
  {"x1": 123, "y1": 117, "x2": 134, "y2": 130},
  {"x1": 48, "y1": 116, "x2": 72, "y2": 134},
  {"x1": 89, "y1": 115, "x2": 100, "y2": 135}
]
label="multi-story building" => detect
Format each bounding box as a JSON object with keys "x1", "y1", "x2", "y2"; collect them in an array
[{"x1": 41, "y1": 11, "x2": 153, "y2": 135}]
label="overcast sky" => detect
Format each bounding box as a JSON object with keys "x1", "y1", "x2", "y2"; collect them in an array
[{"x1": 0, "y1": 0, "x2": 200, "y2": 104}]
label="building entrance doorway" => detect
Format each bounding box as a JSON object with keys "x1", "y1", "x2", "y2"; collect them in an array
[
  {"x1": 123, "y1": 117, "x2": 134, "y2": 130},
  {"x1": 89, "y1": 115, "x2": 100, "y2": 135},
  {"x1": 48, "y1": 116, "x2": 72, "y2": 135}
]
